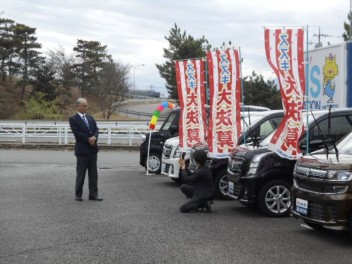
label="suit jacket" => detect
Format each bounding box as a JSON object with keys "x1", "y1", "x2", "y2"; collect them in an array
[
  {"x1": 69, "y1": 113, "x2": 99, "y2": 156},
  {"x1": 181, "y1": 165, "x2": 214, "y2": 199}
]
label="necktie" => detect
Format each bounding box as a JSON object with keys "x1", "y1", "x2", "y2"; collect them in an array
[{"x1": 82, "y1": 115, "x2": 89, "y2": 128}]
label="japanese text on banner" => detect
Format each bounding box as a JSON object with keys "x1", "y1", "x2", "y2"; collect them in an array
[
  {"x1": 175, "y1": 59, "x2": 206, "y2": 152},
  {"x1": 264, "y1": 28, "x2": 306, "y2": 160},
  {"x1": 206, "y1": 49, "x2": 242, "y2": 158}
]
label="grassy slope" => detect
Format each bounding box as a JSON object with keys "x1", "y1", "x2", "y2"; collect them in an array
[{"x1": 0, "y1": 80, "x2": 140, "y2": 121}]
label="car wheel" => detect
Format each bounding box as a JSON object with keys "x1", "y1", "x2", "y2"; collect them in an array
[
  {"x1": 258, "y1": 180, "x2": 291, "y2": 217},
  {"x1": 214, "y1": 169, "x2": 230, "y2": 199},
  {"x1": 303, "y1": 220, "x2": 324, "y2": 231},
  {"x1": 145, "y1": 152, "x2": 161, "y2": 174}
]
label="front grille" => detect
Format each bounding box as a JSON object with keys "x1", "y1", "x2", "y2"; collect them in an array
[
  {"x1": 162, "y1": 144, "x2": 173, "y2": 159},
  {"x1": 232, "y1": 184, "x2": 242, "y2": 197},
  {"x1": 162, "y1": 164, "x2": 170, "y2": 173},
  {"x1": 228, "y1": 182, "x2": 243, "y2": 199},
  {"x1": 294, "y1": 165, "x2": 330, "y2": 194},
  {"x1": 309, "y1": 202, "x2": 324, "y2": 220},
  {"x1": 295, "y1": 165, "x2": 327, "y2": 179},
  {"x1": 308, "y1": 202, "x2": 338, "y2": 221},
  {"x1": 294, "y1": 178, "x2": 325, "y2": 193},
  {"x1": 293, "y1": 199, "x2": 338, "y2": 222}
]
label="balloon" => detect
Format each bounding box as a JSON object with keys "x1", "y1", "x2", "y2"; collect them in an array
[{"x1": 149, "y1": 101, "x2": 175, "y2": 130}]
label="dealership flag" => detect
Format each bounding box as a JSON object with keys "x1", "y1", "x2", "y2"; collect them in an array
[
  {"x1": 206, "y1": 49, "x2": 242, "y2": 158},
  {"x1": 265, "y1": 28, "x2": 306, "y2": 160},
  {"x1": 176, "y1": 59, "x2": 207, "y2": 152}
]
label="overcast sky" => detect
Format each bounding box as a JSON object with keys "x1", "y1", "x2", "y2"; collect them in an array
[{"x1": 1, "y1": 0, "x2": 350, "y2": 97}]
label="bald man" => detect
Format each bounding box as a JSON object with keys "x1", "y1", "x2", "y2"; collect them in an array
[{"x1": 69, "y1": 98, "x2": 103, "y2": 201}]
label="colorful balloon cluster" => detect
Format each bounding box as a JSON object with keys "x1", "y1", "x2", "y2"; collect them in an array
[{"x1": 149, "y1": 101, "x2": 175, "y2": 130}]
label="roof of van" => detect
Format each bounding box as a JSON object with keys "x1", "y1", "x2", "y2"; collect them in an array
[
  {"x1": 172, "y1": 105, "x2": 272, "y2": 112},
  {"x1": 241, "y1": 105, "x2": 271, "y2": 111},
  {"x1": 241, "y1": 109, "x2": 283, "y2": 116},
  {"x1": 172, "y1": 107, "x2": 352, "y2": 115}
]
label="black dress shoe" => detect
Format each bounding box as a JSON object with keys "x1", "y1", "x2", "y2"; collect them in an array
[
  {"x1": 198, "y1": 199, "x2": 212, "y2": 213},
  {"x1": 89, "y1": 196, "x2": 103, "y2": 201},
  {"x1": 203, "y1": 200, "x2": 212, "y2": 213},
  {"x1": 75, "y1": 197, "x2": 83, "y2": 201}
]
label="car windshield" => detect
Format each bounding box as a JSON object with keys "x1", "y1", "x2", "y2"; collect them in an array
[
  {"x1": 258, "y1": 130, "x2": 276, "y2": 147},
  {"x1": 241, "y1": 114, "x2": 268, "y2": 131},
  {"x1": 257, "y1": 111, "x2": 347, "y2": 149},
  {"x1": 160, "y1": 111, "x2": 178, "y2": 131},
  {"x1": 257, "y1": 112, "x2": 321, "y2": 147}
]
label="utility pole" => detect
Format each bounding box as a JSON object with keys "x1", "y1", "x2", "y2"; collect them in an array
[
  {"x1": 133, "y1": 64, "x2": 145, "y2": 98},
  {"x1": 350, "y1": 0, "x2": 352, "y2": 42},
  {"x1": 313, "y1": 27, "x2": 322, "y2": 48}
]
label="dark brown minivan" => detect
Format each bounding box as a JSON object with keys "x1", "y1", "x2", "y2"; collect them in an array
[{"x1": 291, "y1": 130, "x2": 352, "y2": 236}]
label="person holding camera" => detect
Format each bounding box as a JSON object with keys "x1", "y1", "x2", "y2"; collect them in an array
[{"x1": 178, "y1": 149, "x2": 214, "y2": 213}]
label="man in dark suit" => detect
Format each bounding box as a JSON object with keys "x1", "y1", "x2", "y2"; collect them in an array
[
  {"x1": 69, "y1": 98, "x2": 103, "y2": 201},
  {"x1": 178, "y1": 149, "x2": 214, "y2": 213}
]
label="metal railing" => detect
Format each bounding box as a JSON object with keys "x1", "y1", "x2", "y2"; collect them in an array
[{"x1": 0, "y1": 120, "x2": 160, "y2": 146}]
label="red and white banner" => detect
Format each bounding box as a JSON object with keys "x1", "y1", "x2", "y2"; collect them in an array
[
  {"x1": 265, "y1": 28, "x2": 306, "y2": 160},
  {"x1": 176, "y1": 59, "x2": 207, "y2": 152},
  {"x1": 206, "y1": 49, "x2": 242, "y2": 158}
]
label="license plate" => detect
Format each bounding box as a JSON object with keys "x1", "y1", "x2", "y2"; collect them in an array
[
  {"x1": 228, "y1": 181, "x2": 234, "y2": 195},
  {"x1": 296, "y1": 198, "x2": 308, "y2": 215}
]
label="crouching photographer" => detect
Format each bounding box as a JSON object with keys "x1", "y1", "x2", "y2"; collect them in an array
[{"x1": 178, "y1": 149, "x2": 214, "y2": 213}]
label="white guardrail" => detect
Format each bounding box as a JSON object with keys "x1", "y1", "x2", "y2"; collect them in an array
[{"x1": 0, "y1": 120, "x2": 160, "y2": 146}]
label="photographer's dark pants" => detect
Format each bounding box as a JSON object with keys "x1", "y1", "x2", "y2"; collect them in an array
[{"x1": 180, "y1": 184, "x2": 205, "y2": 213}]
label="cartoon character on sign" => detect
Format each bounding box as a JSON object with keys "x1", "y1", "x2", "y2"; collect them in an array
[{"x1": 322, "y1": 53, "x2": 339, "y2": 103}]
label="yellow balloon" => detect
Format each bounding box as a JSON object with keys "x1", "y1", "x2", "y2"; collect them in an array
[{"x1": 151, "y1": 116, "x2": 158, "y2": 124}]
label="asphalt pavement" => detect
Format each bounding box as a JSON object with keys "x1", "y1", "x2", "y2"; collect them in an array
[{"x1": 1, "y1": 149, "x2": 352, "y2": 264}]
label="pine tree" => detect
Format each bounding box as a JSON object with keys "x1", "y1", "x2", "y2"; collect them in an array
[
  {"x1": 72, "y1": 39, "x2": 109, "y2": 97},
  {"x1": 13, "y1": 23, "x2": 42, "y2": 100},
  {"x1": 156, "y1": 24, "x2": 210, "y2": 100},
  {"x1": 0, "y1": 18, "x2": 15, "y2": 81},
  {"x1": 30, "y1": 64, "x2": 58, "y2": 101},
  {"x1": 342, "y1": 11, "x2": 352, "y2": 41},
  {"x1": 242, "y1": 72, "x2": 282, "y2": 110}
]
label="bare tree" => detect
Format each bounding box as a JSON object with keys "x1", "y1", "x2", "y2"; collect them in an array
[
  {"x1": 95, "y1": 58, "x2": 130, "y2": 119},
  {"x1": 46, "y1": 46, "x2": 75, "y2": 88},
  {"x1": 46, "y1": 46, "x2": 76, "y2": 104}
]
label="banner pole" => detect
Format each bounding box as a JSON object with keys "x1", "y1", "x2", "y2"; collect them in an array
[
  {"x1": 146, "y1": 132, "x2": 152, "y2": 175},
  {"x1": 350, "y1": 0, "x2": 352, "y2": 42},
  {"x1": 239, "y1": 47, "x2": 246, "y2": 145},
  {"x1": 305, "y1": 25, "x2": 310, "y2": 154},
  {"x1": 204, "y1": 57, "x2": 209, "y2": 106}
]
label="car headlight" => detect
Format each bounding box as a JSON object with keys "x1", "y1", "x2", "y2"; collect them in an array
[
  {"x1": 326, "y1": 170, "x2": 352, "y2": 181},
  {"x1": 325, "y1": 185, "x2": 349, "y2": 194},
  {"x1": 248, "y1": 166, "x2": 258, "y2": 175},
  {"x1": 174, "y1": 146, "x2": 181, "y2": 158},
  {"x1": 248, "y1": 153, "x2": 270, "y2": 175}
]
